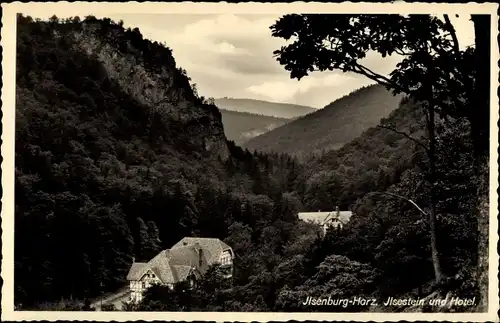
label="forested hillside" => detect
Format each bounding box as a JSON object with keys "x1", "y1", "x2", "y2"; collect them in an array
[
  {"x1": 214, "y1": 97, "x2": 316, "y2": 119},
  {"x1": 15, "y1": 15, "x2": 303, "y2": 309},
  {"x1": 219, "y1": 109, "x2": 290, "y2": 145},
  {"x1": 131, "y1": 98, "x2": 482, "y2": 314},
  {"x1": 15, "y1": 14, "x2": 488, "y2": 313},
  {"x1": 243, "y1": 84, "x2": 403, "y2": 158},
  {"x1": 297, "y1": 96, "x2": 426, "y2": 210}
]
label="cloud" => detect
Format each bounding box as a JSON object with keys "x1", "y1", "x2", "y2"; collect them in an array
[
  {"x1": 123, "y1": 13, "x2": 473, "y2": 108},
  {"x1": 162, "y1": 14, "x2": 287, "y2": 75},
  {"x1": 16, "y1": 10, "x2": 475, "y2": 108},
  {"x1": 181, "y1": 14, "x2": 278, "y2": 44},
  {"x1": 245, "y1": 52, "x2": 402, "y2": 107},
  {"x1": 219, "y1": 52, "x2": 285, "y2": 76},
  {"x1": 137, "y1": 13, "x2": 408, "y2": 107}
]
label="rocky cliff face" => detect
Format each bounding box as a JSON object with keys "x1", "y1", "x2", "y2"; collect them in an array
[{"x1": 70, "y1": 21, "x2": 229, "y2": 160}]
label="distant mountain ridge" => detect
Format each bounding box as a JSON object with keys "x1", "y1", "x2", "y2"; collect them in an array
[
  {"x1": 214, "y1": 97, "x2": 317, "y2": 119},
  {"x1": 242, "y1": 84, "x2": 404, "y2": 158},
  {"x1": 218, "y1": 109, "x2": 290, "y2": 145}
]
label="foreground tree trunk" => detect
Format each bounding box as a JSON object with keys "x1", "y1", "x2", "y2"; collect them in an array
[
  {"x1": 427, "y1": 100, "x2": 444, "y2": 284},
  {"x1": 475, "y1": 162, "x2": 489, "y2": 311},
  {"x1": 471, "y1": 15, "x2": 491, "y2": 159},
  {"x1": 471, "y1": 14, "x2": 491, "y2": 312}
]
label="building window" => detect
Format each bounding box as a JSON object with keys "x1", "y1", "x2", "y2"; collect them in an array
[{"x1": 220, "y1": 251, "x2": 232, "y2": 265}]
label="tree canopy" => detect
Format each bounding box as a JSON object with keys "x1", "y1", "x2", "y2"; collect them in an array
[
  {"x1": 270, "y1": 13, "x2": 489, "y2": 293},
  {"x1": 270, "y1": 14, "x2": 489, "y2": 157}
]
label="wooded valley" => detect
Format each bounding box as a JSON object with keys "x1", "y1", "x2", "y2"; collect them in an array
[{"x1": 14, "y1": 13, "x2": 490, "y2": 313}]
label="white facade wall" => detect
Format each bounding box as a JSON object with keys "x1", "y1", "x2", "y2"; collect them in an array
[
  {"x1": 218, "y1": 250, "x2": 234, "y2": 278},
  {"x1": 129, "y1": 271, "x2": 164, "y2": 303}
]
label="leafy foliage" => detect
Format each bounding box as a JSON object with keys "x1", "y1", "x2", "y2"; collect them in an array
[
  {"x1": 270, "y1": 14, "x2": 488, "y2": 158},
  {"x1": 270, "y1": 12, "x2": 488, "y2": 288}
]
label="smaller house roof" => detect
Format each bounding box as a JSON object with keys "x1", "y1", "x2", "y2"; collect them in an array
[
  {"x1": 126, "y1": 250, "x2": 177, "y2": 284},
  {"x1": 126, "y1": 262, "x2": 148, "y2": 281},
  {"x1": 298, "y1": 211, "x2": 353, "y2": 226}
]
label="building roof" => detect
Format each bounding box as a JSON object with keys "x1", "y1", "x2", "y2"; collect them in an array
[
  {"x1": 171, "y1": 237, "x2": 232, "y2": 264},
  {"x1": 126, "y1": 237, "x2": 232, "y2": 284},
  {"x1": 171, "y1": 265, "x2": 198, "y2": 282},
  {"x1": 298, "y1": 211, "x2": 353, "y2": 226},
  {"x1": 126, "y1": 262, "x2": 148, "y2": 281}
]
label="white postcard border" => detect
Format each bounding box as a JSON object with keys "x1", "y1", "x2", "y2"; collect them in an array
[{"x1": 1, "y1": 2, "x2": 499, "y2": 322}]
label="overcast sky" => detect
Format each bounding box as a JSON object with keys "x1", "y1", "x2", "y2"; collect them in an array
[{"x1": 20, "y1": 11, "x2": 475, "y2": 108}]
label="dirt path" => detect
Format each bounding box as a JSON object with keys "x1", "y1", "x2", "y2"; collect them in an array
[{"x1": 91, "y1": 287, "x2": 130, "y2": 311}]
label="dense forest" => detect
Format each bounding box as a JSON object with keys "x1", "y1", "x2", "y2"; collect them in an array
[
  {"x1": 14, "y1": 14, "x2": 489, "y2": 313},
  {"x1": 243, "y1": 84, "x2": 403, "y2": 158},
  {"x1": 219, "y1": 109, "x2": 290, "y2": 145},
  {"x1": 214, "y1": 97, "x2": 316, "y2": 119}
]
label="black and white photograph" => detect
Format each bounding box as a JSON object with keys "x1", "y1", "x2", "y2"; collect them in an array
[{"x1": 1, "y1": 2, "x2": 499, "y2": 321}]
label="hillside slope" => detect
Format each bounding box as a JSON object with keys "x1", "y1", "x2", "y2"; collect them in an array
[
  {"x1": 281, "y1": 98, "x2": 481, "y2": 310},
  {"x1": 298, "y1": 97, "x2": 427, "y2": 210},
  {"x1": 14, "y1": 15, "x2": 301, "y2": 309},
  {"x1": 214, "y1": 97, "x2": 317, "y2": 119},
  {"x1": 15, "y1": 14, "x2": 233, "y2": 306},
  {"x1": 219, "y1": 109, "x2": 290, "y2": 145},
  {"x1": 243, "y1": 84, "x2": 404, "y2": 158}
]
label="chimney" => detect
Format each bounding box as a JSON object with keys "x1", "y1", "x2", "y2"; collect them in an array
[
  {"x1": 194, "y1": 243, "x2": 203, "y2": 268},
  {"x1": 336, "y1": 206, "x2": 340, "y2": 217},
  {"x1": 132, "y1": 256, "x2": 135, "y2": 263}
]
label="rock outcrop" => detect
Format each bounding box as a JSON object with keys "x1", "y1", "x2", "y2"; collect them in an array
[{"x1": 72, "y1": 20, "x2": 229, "y2": 161}]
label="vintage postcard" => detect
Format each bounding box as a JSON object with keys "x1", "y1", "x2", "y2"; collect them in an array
[{"x1": 1, "y1": 1, "x2": 499, "y2": 322}]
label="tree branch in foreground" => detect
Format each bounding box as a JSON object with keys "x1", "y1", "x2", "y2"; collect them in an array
[
  {"x1": 443, "y1": 14, "x2": 460, "y2": 54},
  {"x1": 377, "y1": 125, "x2": 429, "y2": 152},
  {"x1": 352, "y1": 63, "x2": 408, "y2": 95},
  {"x1": 367, "y1": 191, "x2": 429, "y2": 218}
]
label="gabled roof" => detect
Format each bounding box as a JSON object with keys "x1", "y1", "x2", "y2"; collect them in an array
[
  {"x1": 171, "y1": 237, "x2": 232, "y2": 265},
  {"x1": 167, "y1": 245, "x2": 210, "y2": 273},
  {"x1": 126, "y1": 262, "x2": 148, "y2": 281},
  {"x1": 171, "y1": 265, "x2": 197, "y2": 282},
  {"x1": 127, "y1": 237, "x2": 232, "y2": 284},
  {"x1": 298, "y1": 211, "x2": 353, "y2": 226}
]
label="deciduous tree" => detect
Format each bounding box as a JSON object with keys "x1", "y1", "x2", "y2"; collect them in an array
[{"x1": 270, "y1": 13, "x2": 487, "y2": 286}]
